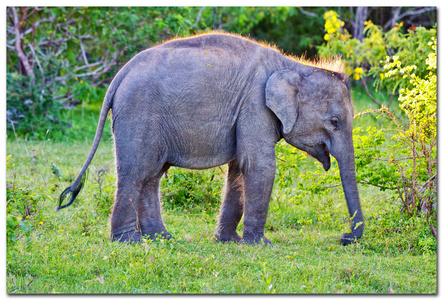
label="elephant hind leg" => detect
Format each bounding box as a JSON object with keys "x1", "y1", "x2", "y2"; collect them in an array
[
  {"x1": 111, "y1": 130, "x2": 168, "y2": 243},
  {"x1": 215, "y1": 160, "x2": 244, "y2": 243},
  {"x1": 138, "y1": 165, "x2": 172, "y2": 240},
  {"x1": 110, "y1": 172, "x2": 144, "y2": 243},
  {"x1": 111, "y1": 166, "x2": 170, "y2": 243}
]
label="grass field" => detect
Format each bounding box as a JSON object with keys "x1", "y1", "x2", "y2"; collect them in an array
[{"x1": 6, "y1": 86, "x2": 437, "y2": 294}]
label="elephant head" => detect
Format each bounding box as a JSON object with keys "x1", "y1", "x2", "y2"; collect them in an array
[{"x1": 265, "y1": 69, "x2": 363, "y2": 244}]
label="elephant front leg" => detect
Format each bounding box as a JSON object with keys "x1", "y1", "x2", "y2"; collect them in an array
[
  {"x1": 215, "y1": 160, "x2": 244, "y2": 243},
  {"x1": 240, "y1": 156, "x2": 276, "y2": 245}
]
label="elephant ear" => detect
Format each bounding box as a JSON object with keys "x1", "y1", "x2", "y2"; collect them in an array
[{"x1": 265, "y1": 70, "x2": 302, "y2": 135}]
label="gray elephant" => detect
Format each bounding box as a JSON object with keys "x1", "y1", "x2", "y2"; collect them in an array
[{"x1": 59, "y1": 33, "x2": 363, "y2": 245}]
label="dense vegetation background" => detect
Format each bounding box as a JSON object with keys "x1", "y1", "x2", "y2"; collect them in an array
[{"x1": 6, "y1": 7, "x2": 437, "y2": 294}]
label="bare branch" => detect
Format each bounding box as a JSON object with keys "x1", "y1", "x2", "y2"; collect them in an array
[
  {"x1": 73, "y1": 49, "x2": 124, "y2": 86},
  {"x1": 91, "y1": 49, "x2": 125, "y2": 83},
  {"x1": 75, "y1": 69, "x2": 104, "y2": 79},
  {"x1": 9, "y1": 274, "x2": 38, "y2": 294},
  {"x1": 7, "y1": 12, "x2": 56, "y2": 45},
  {"x1": 7, "y1": 51, "x2": 17, "y2": 72},
  {"x1": 74, "y1": 61, "x2": 103, "y2": 72},
  {"x1": 418, "y1": 173, "x2": 437, "y2": 195},
  {"x1": 217, "y1": 166, "x2": 226, "y2": 175},
  {"x1": 299, "y1": 7, "x2": 317, "y2": 17},
  {"x1": 398, "y1": 7, "x2": 436, "y2": 21},
  {"x1": 430, "y1": 223, "x2": 437, "y2": 238},
  {"x1": 6, "y1": 43, "x2": 15, "y2": 50},
  {"x1": 90, "y1": 77, "x2": 113, "y2": 87},
  {"x1": 194, "y1": 7, "x2": 206, "y2": 27},
  {"x1": 54, "y1": 93, "x2": 74, "y2": 101},
  {"x1": 358, "y1": 180, "x2": 396, "y2": 190},
  {"x1": 8, "y1": 272, "x2": 18, "y2": 291},
  {"x1": 358, "y1": 156, "x2": 415, "y2": 162},
  {"x1": 360, "y1": 76, "x2": 383, "y2": 108},
  {"x1": 387, "y1": 92, "x2": 395, "y2": 107},
  {"x1": 11, "y1": 7, "x2": 35, "y2": 81},
  {"x1": 31, "y1": 168, "x2": 47, "y2": 192},
  {"x1": 383, "y1": 7, "x2": 402, "y2": 30},
  {"x1": 37, "y1": 34, "x2": 92, "y2": 48},
  {"x1": 384, "y1": 7, "x2": 436, "y2": 30},
  {"x1": 79, "y1": 38, "x2": 93, "y2": 73},
  {"x1": 324, "y1": 184, "x2": 341, "y2": 188},
  {"x1": 27, "y1": 44, "x2": 44, "y2": 80},
  {"x1": 352, "y1": 7, "x2": 369, "y2": 42}
]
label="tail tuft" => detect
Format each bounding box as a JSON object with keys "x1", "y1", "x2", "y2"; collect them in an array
[{"x1": 57, "y1": 171, "x2": 87, "y2": 210}]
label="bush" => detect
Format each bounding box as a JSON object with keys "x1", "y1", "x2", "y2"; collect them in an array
[
  {"x1": 161, "y1": 167, "x2": 225, "y2": 213},
  {"x1": 6, "y1": 156, "x2": 46, "y2": 246},
  {"x1": 273, "y1": 141, "x2": 309, "y2": 205},
  {"x1": 89, "y1": 167, "x2": 116, "y2": 217},
  {"x1": 318, "y1": 10, "x2": 436, "y2": 89},
  {"x1": 7, "y1": 71, "x2": 67, "y2": 140},
  {"x1": 314, "y1": 12, "x2": 437, "y2": 235},
  {"x1": 381, "y1": 36, "x2": 437, "y2": 218}
]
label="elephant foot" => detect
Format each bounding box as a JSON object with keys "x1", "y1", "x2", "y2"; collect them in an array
[
  {"x1": 214, "y1": 230, "x2": 242, "y2": 243},
  {"x1": 111, "y1": 230, "x2": 142, "y2": 243},
  {"x1": 141, "y1": 230, "x2": 172, "y2": 241},
  {"x1": 340, "y1": 226, "x2": 363, "y2": 245},
  {"x1": 340, "y1": 232, "x2": 359, "y2": 245},
  {"x1": 241, "y1": 234, "x2": 272, "y2": 245}
]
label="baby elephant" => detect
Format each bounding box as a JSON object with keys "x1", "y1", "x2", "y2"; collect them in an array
[{"x1": 59, "y1": 32, "x2": 363, "y2": 245}]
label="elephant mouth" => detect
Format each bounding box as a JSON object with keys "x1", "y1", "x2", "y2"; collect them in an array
[
  {"x1": 290, "y1": 139, "x2": 331, "y2": 171},
  {"x1": 322, "y1": 143, "x2": 331, "y2": 171},
  {"x1": 310, "y1": 142, "x2": 331, "y2": 171}
]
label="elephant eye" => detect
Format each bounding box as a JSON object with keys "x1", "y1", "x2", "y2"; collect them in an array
[{"x1": 331, "y1": 117, "x2": 339, "y2": 130}]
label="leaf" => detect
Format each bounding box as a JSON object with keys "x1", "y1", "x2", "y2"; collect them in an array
[
  {"x1": 354, "y1": 222, "x2": 363, "y2": 230},
  {"x1": 350, "y1": 210, "x2": 358, "y2": 221},
  {"x1": 51, "y1": 163, "x2": 63, "y2": 179}
]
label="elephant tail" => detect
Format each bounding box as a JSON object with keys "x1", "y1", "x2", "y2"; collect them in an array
[{"x1": 58, "y1": 92, "x2": 113, "y2": 210}]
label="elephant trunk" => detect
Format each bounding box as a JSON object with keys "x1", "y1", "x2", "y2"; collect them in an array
[{"x1": 332, "y1": 139, "x2": 364, "y2": 245}]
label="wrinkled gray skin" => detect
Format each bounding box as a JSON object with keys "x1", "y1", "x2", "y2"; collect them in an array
[{"x1": 65, "y1": 33, "x2": 363, "y2": 245}]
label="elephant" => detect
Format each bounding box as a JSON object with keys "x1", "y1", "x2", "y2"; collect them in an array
[{"x1": 59, "y1": 32, "x2": 364, "y2": 245}]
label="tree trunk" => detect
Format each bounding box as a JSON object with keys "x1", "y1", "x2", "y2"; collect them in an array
[
  {"x1": 11, "y1": 7, "x2": 35, "y2": 82},
  {"x1": 353, "y1": 7, "x2": 369, "y2": 41}
]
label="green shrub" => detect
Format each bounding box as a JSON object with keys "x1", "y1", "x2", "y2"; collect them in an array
[
  {"x1": 313, "y1": 15, "x2": 437, "y2": 236},
  {"x1": 7, "y1": 72, "x2": 68, "y2": 140},
  {"x1": 161, "y1": 167, "x2": 225, "y2": 213},
  {"x1": 89, "y1": 167, "x2": 116, "y2": 217},
  {"x1": 318, "y1": 10, "x2": 436, "y2": 91},
  {"x1": 6, "y1": 156, "x2": 46, "y2": 246},
  {"x1": 274, "y1": 141, "x2": 312, "y2": 204},
  {"x1": 381, "y1": 36, "x2": 437, "y2": 218}
]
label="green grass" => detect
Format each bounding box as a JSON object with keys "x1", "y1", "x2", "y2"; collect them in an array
[{"x1": 6, "y1": 88, "x2": 436, "y2": 294}]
